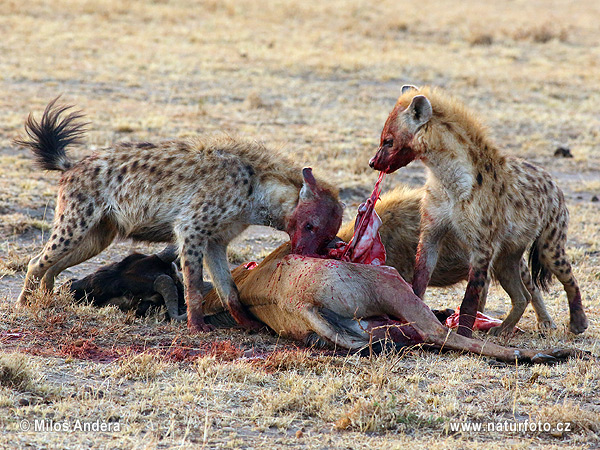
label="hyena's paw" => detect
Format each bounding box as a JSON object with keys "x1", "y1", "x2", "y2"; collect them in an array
[
  {"x1": 537, "y1": 319, "x2": 557, "y2": 332},
  {"x1": 15, "y1": 295, "x2": 29, "y2": 309},
  {"x1": 230, "y1": 309, "x2": 265, "y2": 332},
  {"x1": 227, "y1": 293, "x2": 265, "y2": 332},
  {"x1": 488, "y1": 324, "x2": 516, "y2": 337},
  {"x1": 487, "y1": 326, "x2": 503, "y2": 337},
  {"x1": 187, "y1": 315, "x2": 215, "y2": 333},
  {"x1": 187, "y1": 321, "x2": 215, "y2": 333},
  {"x1": 488, "y1": 320, "x2": 521, "y2": 337},
  {"x1": 16, "y1": 288, "x2": 35, "y2": 308},
  {"x1": 569, "y1": 310, "x2": 589, "y2": 335}
]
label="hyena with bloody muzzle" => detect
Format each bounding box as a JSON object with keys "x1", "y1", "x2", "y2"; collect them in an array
[
  {"x1": 337, "y1": 186, "x2": 556, "y2": 331},
  {"x1": 15, "y1": 99, "x2": 343, "y2": 333},
  {"x1": 369, "y1": 85, "x2": 587, "y2": 338}
]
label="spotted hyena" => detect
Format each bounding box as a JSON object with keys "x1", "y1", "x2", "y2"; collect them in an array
[
  {"x1": 337, "y1": 186, "x2": 557, "y2": 332},
  {"x1": 15, "y1": 99, "x2": 343, "y2": 332},
  {"x1": 369, "y1": 85, "x2": 587, "y2": 337}
]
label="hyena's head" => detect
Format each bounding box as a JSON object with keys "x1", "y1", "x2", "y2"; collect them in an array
[
  {"x1": 287, "y1": 168, "x2": 343, "y2": 256},
  {"x1": 369, "y1": 85, "x2": 432, "y2": 173}
]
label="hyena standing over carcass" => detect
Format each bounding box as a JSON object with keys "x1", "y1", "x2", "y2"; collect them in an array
[
  {"x1": 369, "y1": 85, "x2": 588, "y2": 337},
  {"x1": 337, "y1": 186, "x2": 557, "y2": 332},
  {"x1": 16, "y1": 99, "x2": 343, "y2": 332}
]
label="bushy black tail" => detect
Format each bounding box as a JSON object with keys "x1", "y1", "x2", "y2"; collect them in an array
[
  {"x1": 529, "y1": 236, "x2": 552, "y2": 291},
  {"x1": 14, "y1": 97, "x2": 87, "y2": 172}
]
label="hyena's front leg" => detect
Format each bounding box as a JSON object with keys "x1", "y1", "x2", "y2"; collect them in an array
[
  {"x1": 204, "y1": 240, "x2": 263, "y2": 330},
  {"x1": 179, "y1": 239, "x2": 213, "y2": 333},
  {"x1": 457, "y1": 252, "x2": 491, "y2": 338},
  {"x1": 412, "y1": 221, "x2": 449, "y2": 299}
]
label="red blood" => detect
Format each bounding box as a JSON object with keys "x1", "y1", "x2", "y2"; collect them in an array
[
  {"x1": 445, "y1": 307, "x2": 522, "y2": 333},
  {"x1": 327, "y1": 172, "x2": 387, "y2": 265},
  {"x1": 288, "y1": 168, "x2": 344, "y2": 257},
  {"x1": 243, "y1": 261, "x2": 258, "y2": 270}
]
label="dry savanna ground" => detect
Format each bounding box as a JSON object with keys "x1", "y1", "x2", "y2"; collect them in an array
[{"x1": 1, "y1": 0, "x2": 599, "y2": 448}]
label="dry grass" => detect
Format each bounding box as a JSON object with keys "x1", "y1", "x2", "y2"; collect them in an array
[
  {"x1": 1, "y1": 0, "x2": 599, "y2": 448},
  {"x1": 512, "y1": 22, "x2": 570, "y2": 44},
  {"x1": 0, "y1": 354, "x2": 32, "y2": 391}
]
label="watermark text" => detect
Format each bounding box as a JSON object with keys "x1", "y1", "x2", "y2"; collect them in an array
[
  {"x1": 20, "y1": 418, "x2": 121, "y2": 433},
  {"x1": 448, "y1": 420, "x2": 571, "y2": 434}
]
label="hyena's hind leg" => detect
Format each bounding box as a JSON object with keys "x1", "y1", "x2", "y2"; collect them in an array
[
  {"x1": 535, "y1": 218, "x2": 588, "y2": 334},
  {"x1": 17, "y1": 204, "x2": 114, "y2": 306},
  {"x1": 40, "y1": 218, "x2": 118, "y2": 289},
  {"x1": 177, "y1": 232, "x2": 210, "y2": 333},
  {"x1": 520, "y1": 258, "x2": 556, "y2": 330}
]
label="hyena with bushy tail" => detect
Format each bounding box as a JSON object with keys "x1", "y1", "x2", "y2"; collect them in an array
[
  {"x1": 15, "y1": 99, "x2": 343, "y2": 333},
  {"x1": 369, "y1": 85, "x2": 588, "y2": 338}
]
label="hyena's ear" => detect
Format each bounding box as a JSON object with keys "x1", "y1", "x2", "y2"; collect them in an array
[
  {"x1": 401, "y1": 84, "x2": 419, "y2": 95},
  {"x1": 300, "y1": 167, "x2": 317, "y2": 201},
  {"x1": 406, "y1": 95, "x2": 432, "y2": 132}
]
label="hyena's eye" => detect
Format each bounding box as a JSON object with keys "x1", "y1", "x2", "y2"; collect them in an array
[
  {"x1": 305, "y1": 223, "x2": 314, "y2": 232},
  {"x1": 383, "y1": 139, "x2": 393, "y2": 148}
]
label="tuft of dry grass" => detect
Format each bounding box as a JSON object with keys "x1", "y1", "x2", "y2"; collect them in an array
[
  {"x1": 467, "y1": 31, "x2": 494, "y2": 46},
  {"x1": 110, "y1": 352, "x2": 167, "y2": 381},
  {"x1": 512, "y1": 22, "x2": 570, "y2": 43},
  {"x1": 0, "y1": 354, "x2": 32, "y2": 391},
  {"x1": 0, "y1": 250, "x2": 29, "y2": 276},
  {"x1": 21, "y1": 282, "x2": 76, "y2": 315},
  {"x1": 0, "y1": 214, "x2": 51, "y2": 235}
]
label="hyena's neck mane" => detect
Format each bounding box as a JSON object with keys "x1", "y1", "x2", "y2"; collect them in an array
[
  {"x1": 414, "y1": 88, "x2": 504, "y2": 201},
  {"x1": 190, "y1": 136, "x2": 303, "y2": 187},
  {"x1": 193, "y1": 136, "x2": 305, "y2": 227},
  {"x1": 190, "y1": 136, "x2": 338, "y2": 229}
]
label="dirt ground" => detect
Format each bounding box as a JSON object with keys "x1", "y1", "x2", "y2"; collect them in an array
[{"x1": 1, "y1": 0, "x2": 599, "y2": 448}]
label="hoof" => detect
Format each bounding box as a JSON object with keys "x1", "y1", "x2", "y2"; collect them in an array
[
  {"x1": 530, "y1": 353, "x2": 558, "y2": 365},
  {"x1": 551, "y1": 348, "x2": 591, "y2": 360}
]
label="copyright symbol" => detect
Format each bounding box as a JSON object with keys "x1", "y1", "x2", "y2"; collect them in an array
[{"x1": 20, "y1": 419, "x2": 31, "y2": 431}]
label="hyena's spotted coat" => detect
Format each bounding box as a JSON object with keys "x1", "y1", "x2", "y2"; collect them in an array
[
  {"x1": 369, "y1": 85, "x2": 587, "y2": 337},
  {"x1": 16, "y1": 99, "x2": 343, "y2": 332}
]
